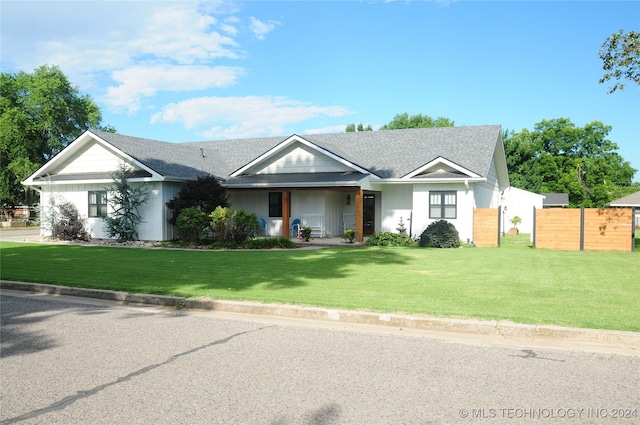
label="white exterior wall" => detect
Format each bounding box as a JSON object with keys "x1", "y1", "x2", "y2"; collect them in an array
[
  {"x1": 377, "y1": 184, "x2": 413, "y2": 235},
  {"x1": 411, "y1": 183, "x2": 475, "y2": 242},
  {"x1": 499, "y1": 187, "x2": 543, "y2": 234},
  {"x1": 38, "y1": 181, "x2": 180, "y2": 241},
  {"x1": 473, "y1": 160, "x2": 500, "y2": 208},
  {"x1": 50, "y1": 141, "x2": 123, "y2": 174}
]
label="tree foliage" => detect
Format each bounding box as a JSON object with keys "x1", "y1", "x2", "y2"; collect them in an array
[
  {"x1": 0, "y1": 65, "x2": 112, "y2": 206},
  {"x1": 166, "y1": 175, "x2": 229, "y2": 225},
  {"x1": 598, "y1": 30, "x2": 640, "y2": 93},
  {"x1": 176, "y1": 206, "x2": 210, "y2": 243},
  {"x1": 504, "y1": 118, "x2": 636, "y2": 207},
  {"x1": 51, "y1": 201, "x2": 90, "y2": 241},
  {"x1": 380, "y1": 113, "x2": 454, "y2": 130},
  {"x1": 104, "y1": 164, "x2": 150, "y2": 242},
  {"x1": 345, "y1": 123, "x2": 373, "y2": 132}
]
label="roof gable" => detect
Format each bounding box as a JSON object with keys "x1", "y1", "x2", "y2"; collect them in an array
[
  {"x1": 229, "y1": 135, "x2": 372, "y2": 177},
  {"x1": 404, "y1": 157, "x2": 481, "y2": 179}
]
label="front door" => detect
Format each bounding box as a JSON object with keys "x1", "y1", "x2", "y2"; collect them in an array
[{"x1": 363, "y1": 194, "x2": 375, "y2": 236}]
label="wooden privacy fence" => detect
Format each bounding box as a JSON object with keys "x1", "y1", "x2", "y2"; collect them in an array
[
  {"x1": 534, "y1": 207, "x2": 635, "y2": 252},
  {"x1": 473, "y1": 208, "x2": 500, "y2": 247}
]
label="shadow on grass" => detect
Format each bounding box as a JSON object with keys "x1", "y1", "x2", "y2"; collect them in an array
[{"x1": 0, "y1": 243, "x2": 412, "y2": 297}]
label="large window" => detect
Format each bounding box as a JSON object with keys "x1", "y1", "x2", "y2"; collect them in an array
[
  {"x1": 268, "y1": 192, "x2": 282, "y2": 217},
  {"x1": 429, "y1": 191, "x2": 457, "y2": 219},
  {"x1": 89, "y1": 191, "x2": 108, "y2": 217}
]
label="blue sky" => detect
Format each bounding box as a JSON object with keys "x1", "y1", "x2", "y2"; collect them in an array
[{"x1": 2, "y1": 0, "x2": 639, "y2": 180}]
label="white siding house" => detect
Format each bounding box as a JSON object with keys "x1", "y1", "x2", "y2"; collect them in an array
[{"x1": 23, "y1": 126, "x2": 510, "y2": 243}]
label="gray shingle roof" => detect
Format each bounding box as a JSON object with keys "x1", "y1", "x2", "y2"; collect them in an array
[
  {"x1": 92, "y1": 125, "x2": 501, "y2": 181},
  {"x1": 541, "y1": 193, "x2": 570, "y2": 207},
  {"x1": 607, "y1": 190, "x2": 640, "y2": 207}
]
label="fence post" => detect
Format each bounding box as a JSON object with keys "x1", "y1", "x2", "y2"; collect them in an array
[
  {"x1": 632, "y1": 207, "x2": 636, "y2": 253},
  {"x1": 579, "y1": 207, "x2": 585, "y2": 251},
  {"x1": 497, "y1": 207, "x2": 501, "y2": 247},
  {"x1": 532, "y1": 206, "x2": 536, "y2": 248}
]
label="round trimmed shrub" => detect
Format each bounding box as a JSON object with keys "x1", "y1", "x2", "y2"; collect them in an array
[{"x1": 418, "y1": 220, "x2": 460, "y2": 248}]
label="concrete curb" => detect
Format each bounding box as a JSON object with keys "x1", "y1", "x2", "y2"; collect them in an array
[{"x1": 2, "y1": 280, "x2": 639, "y2": 352}]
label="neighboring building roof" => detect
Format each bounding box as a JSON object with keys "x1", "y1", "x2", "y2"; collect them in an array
[
  {"x1": 541, "y1": 193, "x2": 569, "y2": 207},
  {"x1": 606, "y1": 190, "x2": 640, "y2": 207},
  {"x1": 25, "y1": 125, "x2": 506, "y2": 186}
]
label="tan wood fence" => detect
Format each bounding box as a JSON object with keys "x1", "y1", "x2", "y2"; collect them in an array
[
  {"x1": 534, "y1": 207, "x2": 635, "y2": 252},
  {"x1": 473, "y1": 208, "x2": 500, "y2": 247}
]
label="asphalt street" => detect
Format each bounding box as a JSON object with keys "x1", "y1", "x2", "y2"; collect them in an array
[{"x1": 1, "y1": 292, "x2": 638, "y2": 425}]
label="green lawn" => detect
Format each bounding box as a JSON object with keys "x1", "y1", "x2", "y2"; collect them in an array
[{"x1": 1, "y1": 235, "x2": 638, "y2": 331}]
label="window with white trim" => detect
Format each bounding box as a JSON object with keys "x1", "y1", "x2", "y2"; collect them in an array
[
  {"x1": 88, "y1": 191, "x2": 108, "y2": 217},
  {"x1": 429, "y1": 191, "x2": 457, "y2": 219}
]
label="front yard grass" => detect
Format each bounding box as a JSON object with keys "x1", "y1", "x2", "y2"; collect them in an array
[{"x1": 1, "y1": 236, "x2": 638, "y2": 332}]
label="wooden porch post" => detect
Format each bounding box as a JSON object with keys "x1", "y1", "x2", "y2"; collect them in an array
[
  {"x1": 282, "y1": 190, "x2": 290, "y2": 238},
  {"x1": 355, "y1": 187, "x2": 364, "y2": 242}
]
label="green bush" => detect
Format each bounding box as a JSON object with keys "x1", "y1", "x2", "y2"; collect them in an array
[
  {"x1": 176, "y1": 207, "x2": 210, "y2": 243},
  {"x1": 366, "y1": 232, "x2": 414, "y2": 247},
  {"x1": 210, "y1": 206, "x2": 260, "y2": 244},
  {"x1": 419, "y1": 220, "x2": 461, "y2": 248},
  {"x1": 244, "y1": 237, "x2": 297, "y2": 249},
  {"x1": 51, "y1": 201, "x2": 90, "y2": 241},
  {"x1": 231, "y1": 209, "x2": 260, "y2": 243}
]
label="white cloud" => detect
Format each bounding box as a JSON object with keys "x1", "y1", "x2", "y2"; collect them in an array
[
  {"x1": 250, "y1": 17, "x2": 280, "y2": 40},
  {"x1": 151, "y1": 96, "x2": 352, "y2": 139},
  {"x1": 104, "y1": 66, "x2": 245, "y2": 113}
]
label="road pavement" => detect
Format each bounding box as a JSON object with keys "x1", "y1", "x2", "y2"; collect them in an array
[{"x1": 1, "y1": 291, "x2": 638, "y2": 425}]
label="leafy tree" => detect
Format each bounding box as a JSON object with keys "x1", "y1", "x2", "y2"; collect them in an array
[
  {"x1": 166, "y1": 175, "x2": 229, "y2": 225},
  {"x1": 345, "y1": 123, "x2": 373, "y2": 132},
  {"x1": 504, "y1": 118, "x2": 637, "y2": 207},
  {"x1": 0, "y1": 65, "x2": 112, "y2": 206},
  {"x1": 380, "y1": 113, "x2": 454, "y2": 130},
  {"x1": 104, "y1": 164, "x2": 150, "y2": 242},
  {"x1": 598, "y1": 30, "x2": 640, "y2": 93}
]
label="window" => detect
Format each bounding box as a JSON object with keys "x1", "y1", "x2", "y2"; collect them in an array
[
  {"x1": 89, "y1": 191, "x2": 108, "y2": 217},
  {"x1": 268, "y1": 192, "x2": 282, "y2": 217},
  {"x1": 429, "y1": 191, "x2": 457, "y2": 219}
]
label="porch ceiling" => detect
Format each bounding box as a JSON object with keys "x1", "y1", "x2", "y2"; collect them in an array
[{"x1": 223, "y1": 171, "x2": 369, "y2": 188}]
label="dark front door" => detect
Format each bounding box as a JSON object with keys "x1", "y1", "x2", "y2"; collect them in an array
[{"x1": 363, "y1": 194, "x2": 375, "y2": 236}]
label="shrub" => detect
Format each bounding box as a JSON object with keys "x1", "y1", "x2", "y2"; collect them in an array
[
  {"x1": 176, "y1": 207, "x2": 210, "y2": 243},
  {"x1": 419, "y1": 220, "x2": 461, "y2": 248},
  {"x1": 366, "y1": 232, "x2": 414, "y2": 247},
  {"x1": 167, "y1": 175, "x2": 228, "y2": 225},
  {"x1": 231, "y1": 209, "x2": 260, "y2": 243},
  {"x1": 343, "y1": 228, "x2": 356, "y2": 243},
  {"x1": 210, "y1": 206, "x2": 260, "y2": 244},
  {"x1": 51, "y1": 201, "x2": 90, "y2": 241},
  {"x1": 299, "y1": 226, "x2": 313, "y2": 241},
  {"x1": 244, "y1": 237, "x2": 297, "y2": 249}
]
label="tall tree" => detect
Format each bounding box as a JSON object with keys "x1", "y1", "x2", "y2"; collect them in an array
[
  {"x1": 0, "y1": 65, "x2": 112, "y2": 206},
  {"x1": 504, "y1": 118, "x2": 636, "y2": 207},
  {"x1": 380, "y1": 113, "x2": 454, "y2": 130},
  {"x1": 598, "y1": 30, "x2": 640, "y2": 93}
]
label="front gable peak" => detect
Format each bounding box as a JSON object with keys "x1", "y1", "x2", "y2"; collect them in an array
[
  {"x1": 403, "y1": 157, "x2": 482, "y2": 180},
  {"x1": 230, "y1": 134, "x2": 373, "y2": 177}
]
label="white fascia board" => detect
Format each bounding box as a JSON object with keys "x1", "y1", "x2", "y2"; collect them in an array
[
  {"x1": 379, "y1": 177, "x2": 486, "y2": 184},
  {"x1": 402, "y1": 157, "x2": 482, "y2": 179},
  {"x1": 229, "y1": 134, "x2": 379, "y2": 179}
]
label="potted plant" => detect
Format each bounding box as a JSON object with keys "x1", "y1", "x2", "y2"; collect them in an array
[
  {"x1": 343, "y1": 228, "x2": 356, "y2": 243},
  {"x1": 508, "y1": 215, "x2": 521, "y2": 236},
  {"x1": 299, "y1": 226, "x2": 313, "y2": 242}
]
